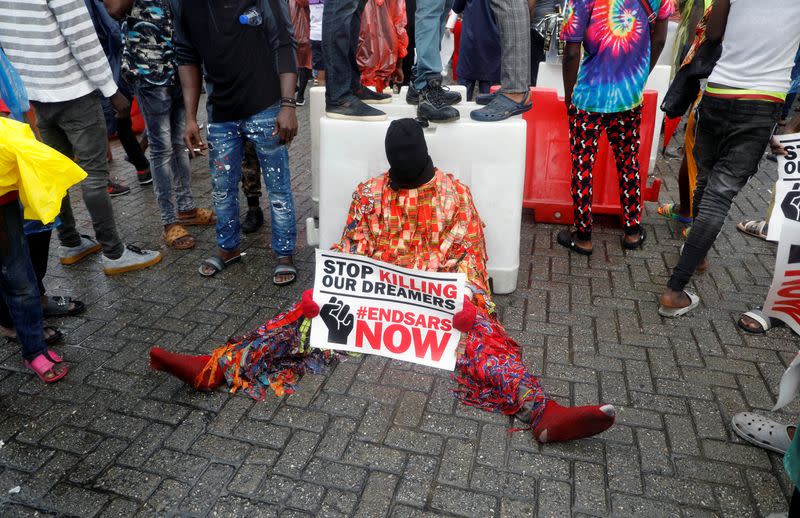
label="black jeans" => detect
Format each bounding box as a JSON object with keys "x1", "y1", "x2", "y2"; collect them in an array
[
  {"x1": 530, "y1": 28, "x2": 545, "y2": 86},
  {"x1": 0, "y1": 229, "x2": 50, "y2": 329},
  {"x1": 668, "y1": 96, "x2": 782, "y2": 291},
  {"x1": 322, "y1": 0, "x2": 367, "y2": 105}
]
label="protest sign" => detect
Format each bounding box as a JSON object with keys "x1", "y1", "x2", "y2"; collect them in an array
[
  {"x1": 309, "y1": 249, "x2": 466, "y2": 371},
  {"x1": 763, "y1": 141, "x2": 800, "y2": 334},
  {"x1": 767, "y1": 133, "x2": 800, "y2": 241}
]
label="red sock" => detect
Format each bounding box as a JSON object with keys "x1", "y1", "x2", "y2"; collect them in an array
[
  {"x1": 149, "y1": 347, "x2": 224, "y2": 391},
  {"x1": 532, "y1": 400, "x2": 616, "y2": 443}
]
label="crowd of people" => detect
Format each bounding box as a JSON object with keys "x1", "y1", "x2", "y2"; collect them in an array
[{"x1": 2, "y1": 0, "x2": 800, "y2": 497}]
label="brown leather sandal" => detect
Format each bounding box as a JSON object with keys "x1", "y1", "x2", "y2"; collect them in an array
[
  {"x1": 177, "y1": 208, "x2": 216, "y2": 226},
  {"x1": 163, "y1": 224, "x2": 196, "y2": 250}
]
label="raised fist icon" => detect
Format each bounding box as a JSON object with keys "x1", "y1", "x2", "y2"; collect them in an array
[{"x1": 319, "y1": 297, "x2": 354, "y2": 344}]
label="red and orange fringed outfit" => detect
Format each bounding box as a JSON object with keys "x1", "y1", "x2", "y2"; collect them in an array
[
  {"x1": 200, "y1": 171, "x2": 549, "y2": 427},
  {"x1": 356, "y1": 0, "x2": 408, "y2": 93}
]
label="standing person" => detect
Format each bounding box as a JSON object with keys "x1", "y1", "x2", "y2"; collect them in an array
[
  {"x1": 309, "y1": 0, "x2": 326, "y2": 85},
  {"x1": 0, "y1": 0, "x2": 162, "y2": 276},
  {"x1": 105, "y1": 0, "x2": 215, "y2": 251},
  {"x1": 172, "y1": 0, "x2": 301, "y2": 285},
  {"x1": 290, "y1": 0, "x2": 313, "y2": 105},
  {"x1": 452, "y1": 0, "x2": 501, "y2": 101},
  {"x1": 322, "y1": 0, "x2": 392, "y2": 121},
  {"x1": 658, "y1": 0, "x2": 800, "y2": 317},
  {"x1": 1, "y1": 117, "x2": 89, "y2": 383},
  {"x1": 404, "y1": 0, "x2": 463, "y2": 122},
  {"x1": 467, "y1": 0, "x2": 533, "y2": 121},
  {"x1": 556, "y1": 0, "x2": 673, "y2": 256}
]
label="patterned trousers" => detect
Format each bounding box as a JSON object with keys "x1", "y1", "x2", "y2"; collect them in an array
[
  {"x1": 568, "y1": 105, "x2": 642, "y2": 241},
  {"x1": 487, "y1": 0, "x2": 530, "y2": 92},
  {"x1": 242, "y1": 140, "x2": 262, "y2": 199}
]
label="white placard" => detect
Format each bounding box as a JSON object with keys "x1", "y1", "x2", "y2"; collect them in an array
[
  {"x1": 309, "y1": 249, "x2": 465, "y2": 370},
  {"x1": 767, "y1": 133, "x2": 800, "y2": 241}
]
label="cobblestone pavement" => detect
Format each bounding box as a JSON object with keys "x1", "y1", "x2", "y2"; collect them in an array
[{"x1": 0, "y1": 103, "x2": 798, "y2": 518}]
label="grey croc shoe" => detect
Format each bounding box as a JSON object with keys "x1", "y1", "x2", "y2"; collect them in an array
[{"x1": 731, "y1": 412, "x2": 794, "y2": 454}]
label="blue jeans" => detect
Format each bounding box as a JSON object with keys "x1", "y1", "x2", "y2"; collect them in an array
[
  {"x1": 412, "y1": 0, "x2": 454, "y2": 90},
  {"x1": 206, "y1": 103, "x2": 297, "y2": 256},
  {"x1": 0, "y1": 201, "x2": 46, "y2": 360},
  {"x1": 322, "y1": 0, "x2": 366, "y2": 105},
  {"x1": 135, "y1": 82, "x2": 195, "y2": 225}
]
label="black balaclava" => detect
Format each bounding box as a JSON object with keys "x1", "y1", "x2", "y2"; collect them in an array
[{"x1": 385, "y1": 118, "x2": 435, "y2": 190}]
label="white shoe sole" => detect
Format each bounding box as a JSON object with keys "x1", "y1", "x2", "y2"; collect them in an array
[
  {"x1": 103, "y1": 252, "x2": 162, "y2": 276},
  {"x1": 325, "y1": 111, "x2": 387, "y2": 122}
]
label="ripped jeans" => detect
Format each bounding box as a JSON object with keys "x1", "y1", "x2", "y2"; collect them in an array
[{"x1": 206, "y1": 103, "x2": 297, "y2": 256}]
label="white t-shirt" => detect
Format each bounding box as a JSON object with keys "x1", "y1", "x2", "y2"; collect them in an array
[
  {"x1": 708, "y1": 0, "x2": 800, "y2": 94},
  {"x1": 310, "y1": 4, "x2": 323, "y2": 42}
]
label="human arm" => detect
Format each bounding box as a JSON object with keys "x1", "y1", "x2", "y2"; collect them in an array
[
  {"x1": 703, "y1": 0, "x2": 730, "y2": 44},
  {"x1": 178, "y1": 64, "x2": 205, "y2": 157},
  {"x1": 263, "y1": 0, "x2": 299, "y2": 143},
  {"x1": 527, "y1": 0, "x2": 537, "y2": 17},
  {"x1": 103, "y1": 0, "x2": 133, "y2": 20},
  {"x1": 562, "y1": 42, "x2": 581, "y2": 107},
  {"x1": 770, "y1": 111, "x2": 800, "y2": 155},
  {"x1": 649, "y1": 18, "x2": 668, "y2": 72},
  {"x1": 46, "y1": 0, "x2": 123, "y2": 103},
  {"x1": 275, "y1": 72, "x2": 298, "y2": 144}
]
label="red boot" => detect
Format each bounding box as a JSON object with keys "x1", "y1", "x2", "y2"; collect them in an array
[
  {"x1": 149, "y1": 347, "x2": 224, "y2": 391},
  {"x1": 531, "y1": 400, "x2": 616, "y2": 443}
]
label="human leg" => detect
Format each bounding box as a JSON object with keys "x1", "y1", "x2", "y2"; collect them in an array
[
  {"x1": 530, "y1": 27, "x2": 545, "y2": 86},
  {"x1": 167, "y1": 84, "x2": 196, "y2": 218},
  {"x1": 567, "y1": 106, "x2": 602, "y2": 245},
  {"x1": 413, "y1": 0, "x2": 447, "y2": 90},
  {"x1": 241, "y1": 140, "x2": 265, "y2": 233},
  {"x1": 205, "y1": 118, "x2": 245, "y2": 262},
  {"x1": 322, "y1": 0, "x2": 362, "y2": 105},
  {"x1": 607, "y1": 106, "x2": 643, "y2": 242},
  {"x1": 243, "y1": 105, "x2": 298, "y2": 284},
  {"x1": 487, "y1": 0, "x2": 530, "y2": 93},
  {"x1": 663, "y1": 98, "x2": 781, "y2": 307},
  {"x1": 58, "y1": 94, "x2": 126, "y2": 259}
]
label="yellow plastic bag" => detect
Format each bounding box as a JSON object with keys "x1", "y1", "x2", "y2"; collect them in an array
[{"x1": 0, "y1": 117, "x2": 86, "y2": 223}]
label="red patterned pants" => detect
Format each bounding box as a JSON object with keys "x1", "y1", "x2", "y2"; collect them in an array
[{"x1": 568, "y1": 105, "x2": 642, "y2": 240}]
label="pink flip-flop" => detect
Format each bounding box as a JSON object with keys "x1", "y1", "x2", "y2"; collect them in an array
[{"x1": 24, "y1": 350, "x2": 68, "y2": 383}]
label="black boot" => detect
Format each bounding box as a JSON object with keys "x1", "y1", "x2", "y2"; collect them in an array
[
  {"x1": 418, "y1": 79, "x2": 460, "y2": 123},
  {"x1": 241, "y1": 207, "x2": 264, "y2": 234}
]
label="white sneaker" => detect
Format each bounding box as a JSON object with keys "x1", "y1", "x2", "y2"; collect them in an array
[
  {"x1": 59, "y1": 235, "x2": 101, "y2": 265},
  {"x1": 102, "y1": 245, "x2": 162, "y2": 276}
]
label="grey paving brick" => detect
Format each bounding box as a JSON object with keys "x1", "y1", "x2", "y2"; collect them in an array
[
  {"x1": 469, "y1": 465, "x2": 537, "y2": 500},
  {"x1": 357, "y1": 402, "x2": 394, "y2": 443},
  {"x1": 272, "y1": 406, "x2": 329, "y2": 433},
  {"x1": 44, "y1": 483, "x2": 110, "y2": 517},
  {"x1": 476, "y1": 423, "x2": 508, "y2": 468},
  {"x1": 536, "y1": 479, "x2": 571, "y2": 518},
  {"x1": 98, "y1": 497, "x2": 139, "y2": 517},
  {"x1": 190, "y1": 433, "x2": 251, "y2": 464},
  {"x1": 611, "y1": 494, "x2": 681, "y2": 518},
  {"x1": 394, "y1": 391, "x2": 427, "y2": 427},
  {"x1": 436, "y1": 439, "x2": 474, "y2": 487},
  {"x1": 40, "y1": 426, "x2": 103, "y2": 456},
  {"x1": 344, "y1": 439, "x2": 406, "y2": 473},
  {"x1": 303, "y1": 458, "x2": 367, "y2": 492},
  {"x1": 385, "y1": 427, "x2": 443, "y2": 456},
  {"x1": 286, "y1": 481, "x2": 326, "y2": 513},
  {"x1": 316, "y1": 417, "x2": 357, "y2": 461},
  {"x1": 146, "y1": 448, "x2": 208, "y2": 483},
  {"x1": 353, "y1": 472, "x2": 397, "y2": 518},
  {"x1": 744, "y1": 469, "x2": 789, "y2": 517},
  {"x1": 394, "y1": 454, "x2": 438, "y2": 507},
  {"x1": 319, "y1": 489, "x2": 359, "y2": 517},
  {"x1": 637, "y1": 428, "x2": 673, "y2": 475},
  {"x1": 208, "y1": 495, "x2": 278, "y2": 517},
  {"x1": 644, "y1": 474, "x2": 717, "y2": 508},
  {"x1": 573, "y1": 461, "x2": 608, "y2": 514},
  {"x1": 273, "y1": 430, "x2": 320, "y2": 477},
  {"x1": 420, "y1": 413, "x2": 478, "y2": 439},
  {"x1": 95, "y1": 466, "x2": 161, "y2": 501},
  {"x1": 430, "y1": 484, "x2": 498, "y2": 517}
]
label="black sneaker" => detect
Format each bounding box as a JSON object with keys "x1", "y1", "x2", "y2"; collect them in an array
[
  {"x1": 418, "y1": 81, "x2": 460, "y2": 123},
  {"x1": 354, "y1": 87, "x2": 391, "y2": 104},
  {"x1": 137, "y1": 169, "x2": 153, "y2": 186},
  {"x1": 241, "y1": 207, "x2": 264, "y2": 234},
  {"x1": 296, "y1": 90, "x2": 306, "y2": 106},
  {"x1": 107, "y1": 180, "x2": 131, "y2": 197},
  {"x1": 326, "y1": 97, "x2": 387, "y2": 121},
  {"x1": 424, "y1": 78, "x2": 461, "y2": 106}
]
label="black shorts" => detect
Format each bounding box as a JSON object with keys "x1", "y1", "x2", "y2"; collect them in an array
[{"x1": 311, "y1": 40, "x2": 325, "y2": 71}]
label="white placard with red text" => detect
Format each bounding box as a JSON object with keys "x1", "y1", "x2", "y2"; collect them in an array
[
  {"x1": 763, "y1": 136, "x2": 800, "y2": 335},
  {"x1": 767, "y1": 133, "x2": 800, "y2": 241},
  {"x1": 310, "y1": 249, "x2": 465, "y2": 370}
]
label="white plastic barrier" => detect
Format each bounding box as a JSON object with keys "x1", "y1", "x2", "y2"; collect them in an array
[
  {"x1": 309, "y1": 85, "x2": 469, "y2": 214},
  {"x1": 535, "y1": 62, "x2": 671, "y2": 175},
  {"x1": 657, "y1": 21, "x2": 679, "y2": 67},
  {"x1": 315, "y1": 109, "x2": 526, "y2": 294}
]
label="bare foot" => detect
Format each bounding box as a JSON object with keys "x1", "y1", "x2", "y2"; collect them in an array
[
  {"x1": 198, "y1": 248, "x2": 241, "y2": 276},
  {"x1": 274, "y1": 256, "x2": 296, "y2": 285},
  {"x1": 659, "y1": 289, "x2": 692, "y2": 310}
]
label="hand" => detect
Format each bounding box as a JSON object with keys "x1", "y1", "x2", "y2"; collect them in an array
[
  {"x1": 771, "y1": 136, "x2": 788, "y2": 156},
  {"x1": 274, "y1": 106, "x2": 298, "y2": 145},
  {"x1": 319, "y1": 297, "x2": 354, "y2": 344},
  {"x1": 183, "y1": 119, "x2": 207, "y2": 158},
  {"x1": 453, "y1": 295, "x2": 477, "y2": 333},
  {"x1": 110, "y1": 91, "x2": 131, "y2": 119},
  {"x1": 390, "y1": 66, "x2": 404, "y2": 85},
  {"x1": 301, "y1": 289, "x2": 320, "y2": 319}
]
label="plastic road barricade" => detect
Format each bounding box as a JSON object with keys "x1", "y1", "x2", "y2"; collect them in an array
[
  {"x1": 315, "y1": 102, "x2": 526, "y2": 294},
  {"x1": 517, "y1": 87, "x2": 659, "y2": 225},
  {"x1": 309, "y1": 85, "x2": 469, "y2": 215},
  {"x1": 535, "y1": 63, "x2": 671, "y2": 176}
]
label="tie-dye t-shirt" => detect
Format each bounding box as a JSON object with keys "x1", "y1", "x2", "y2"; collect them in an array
[{"x1": 562, "y1": 0, "x2": 676, "y2": 113}]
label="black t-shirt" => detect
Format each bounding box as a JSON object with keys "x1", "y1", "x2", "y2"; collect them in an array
[{"x1": 182, "y1": 0, "x2": 280, "y2": 122}]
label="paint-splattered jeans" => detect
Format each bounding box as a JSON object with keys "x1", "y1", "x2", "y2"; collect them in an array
[{"x1": 206, "y1": 103, "x2": 297, "y2": 256}]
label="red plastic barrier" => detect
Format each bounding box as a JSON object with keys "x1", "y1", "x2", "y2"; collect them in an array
[{"x1": 518, "y1": 88, "x2": 661, "y2": 225}]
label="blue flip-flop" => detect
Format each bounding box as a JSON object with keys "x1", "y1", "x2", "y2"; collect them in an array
[{"x1": 470, "y1": 92, "x2": 532, "y2": 122}]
